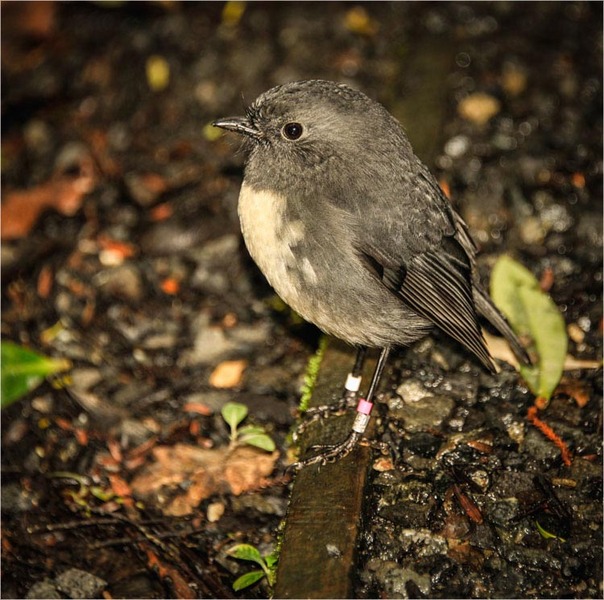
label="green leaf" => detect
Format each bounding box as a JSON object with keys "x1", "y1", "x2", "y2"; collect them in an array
[
  {"x1": 238, "y1": 424, "x2": 266, "y2": 436},
  {"x1": 535, "y1": 519, "x2": 566, "y2": 542},
  {"x1": 232, "y1": 570, "x2": 265, "y2": 591},
  {"x1": 490, "y1": 256, "x2": 567, "y2": 401},
  {"x1": 226, "y1": 543, "x2": 265, "y2": 567},
  {"x1": 239, "y1": 432, "x2": 276, "y2": 452},
  {"x1": 264, "y1": 551, "x2": 279, "y2": 569},
  {"x1": 1, "y1": 342, "x2": 71, "y2": 408},
  {"x1": 221, "y1": 402, "x2": 248, "y2": 431},
  {"x1": 265, "y1": 553, "x2": 278, "y2": 568}
]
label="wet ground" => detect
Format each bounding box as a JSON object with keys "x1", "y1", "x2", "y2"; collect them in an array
[{"x1": 2, "y1": 2, "x2": 602, "y2": 599}]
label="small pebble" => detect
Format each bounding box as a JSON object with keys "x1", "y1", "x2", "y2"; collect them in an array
[
  {"x1": 389, "y1": 394, "x2": 455, "y2": 432},
  {"x1": 26, "y1": 579, "x2": 61, "y2": 600},
  {"x1": 396, "y1": 380, "x2": 430, "y2": 403},
  {"x1": 96, "y1": 265, "x2": 143, "y2": 302},
  {"x1": 207, "y1": 501, "x2": 225, "y2": 522},
  {"x1": 444, "y1": 135, "x2": 470, "y2": 158},
  {"x1": 55, "y1": 568, "x2": 107, "y2": 599}
]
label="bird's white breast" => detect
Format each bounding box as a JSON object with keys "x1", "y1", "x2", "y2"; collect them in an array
[{"x1": 238, "y1": 182, "x2": 307, "y2": 305}]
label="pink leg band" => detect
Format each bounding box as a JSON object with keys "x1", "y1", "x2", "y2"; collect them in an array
[{"x1": 356, "y1": 398, "x2": 373, "y2": 415}]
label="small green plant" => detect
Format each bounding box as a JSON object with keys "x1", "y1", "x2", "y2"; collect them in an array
[
  {"x1": 226, "y1": 543, "x2": 277, "y2": 591},
  {"x1": 221, "y1": 402, "x2": 276, "y2": 452},
  {"x1": 299, "y1": 335, "x2": 329, "y2": 412},
  {"x1": 1, "y1": 341, "x2": 71, "y2": 408}
]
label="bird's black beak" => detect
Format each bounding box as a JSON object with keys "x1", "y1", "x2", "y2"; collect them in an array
[{"x1": 212, "y1": 116, "x2": 262, "y2": 140}]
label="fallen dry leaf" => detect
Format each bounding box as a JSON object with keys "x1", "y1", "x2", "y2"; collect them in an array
[
  {"x1": 209, "y1": 359, "x2": 247, "y2": 388},
  {"x1": 562, "y1": 355, "x2": 602, "y2": 370},
  {"x1": 567, "y1": 323, "x2": 586, "y2": 344},
  {"x1": 130, "y1": 443, "x2": 278, "y2": 516},
  {"x1": 1, "y1": 155, "x2": 96, "y2": 240},
  {"x1": 37, "y1": 264, "x2": 54, "y2": 299},
  {"x1": 108, "y1": 473, "x2": 132, "y2": 497},
  {"x1": 183, "y1": 402, "x2": 213, "y2": 416},
  {"x1": 458, "y1": 92, "x2": 501, "y2": 125},
  {"x1": 484, "y1": 331, "x2": 601, "y2": 372},
  {"x1": 223, "y1": 446, "x2": 276, "y2": 495},
  {"x1": 372, "y1": 457, "x2": 395, "y2": 472},
  {"x1": 557, "y1": 378, "x2": 591, "y2": 408}
]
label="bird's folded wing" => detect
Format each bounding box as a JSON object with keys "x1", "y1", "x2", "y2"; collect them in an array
[{"x1": 358, "y1": 235, "x2": 496, "y2": 373}]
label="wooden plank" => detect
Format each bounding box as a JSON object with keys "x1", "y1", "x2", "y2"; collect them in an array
[{"x1": 275, "y1": 341, "x2": 374, "y2": 599}]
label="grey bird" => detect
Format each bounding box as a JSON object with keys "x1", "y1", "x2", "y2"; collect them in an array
[{"x1": 214, "y1": 80, "x2": 530, "y2": 468}]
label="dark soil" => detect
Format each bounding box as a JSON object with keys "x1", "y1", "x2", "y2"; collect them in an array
[{"x1": 2, "y1": 2, "x2": 602, "y2": 599}]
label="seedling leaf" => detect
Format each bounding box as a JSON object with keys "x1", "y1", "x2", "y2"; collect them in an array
[
  {"x1": 1, "y1": 342, "x2": 71, "y2": 408},
  {"x1": 226, "y1": 543, "x2": 264, "y2": 567},
  {"x1": 221, "y1": 402, "x2": 248, "y2": 431},
  {"x1": 490, "y1": 256, "x2": 567, "y2": 402},
  {"x1": 233, "y1": 570, "x2": 265, "y2": 591},
  {"x1": 238, "y1": 424, "x2": 266, "y2": 436},
  {"x1": 239, "y1": 432, "x2": 276, "y2": 452}
]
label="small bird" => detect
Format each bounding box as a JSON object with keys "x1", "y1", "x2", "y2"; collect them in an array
[{"x1": 214, "y1": 80, "x2": 530, "y2": 469}]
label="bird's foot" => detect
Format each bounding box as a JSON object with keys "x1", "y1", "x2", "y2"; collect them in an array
[
  {"x1": 293, "y1": 391, "x2": 357, "y2": 442},
  {"x1": 289, "y1": 431, "x2": 362, "y2": 471},
  {"x1": 291, "y1": 397, "x2": 375, "y2": 471}
]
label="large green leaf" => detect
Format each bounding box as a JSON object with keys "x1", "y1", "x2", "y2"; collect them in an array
[
  {"x1": 490, "y1": 256, "x2": 567, "y2": 401},
  {"x1": 1, "y1": 341, "x2": 71, "y2": 408}
]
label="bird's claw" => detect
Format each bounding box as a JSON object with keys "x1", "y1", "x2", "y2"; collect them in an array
[
  {"x1": 293, "y1": 392, "x2": 358, "y2": 441},
  {"x1": 289, "y1": 432, "x2": 362, "y2": 471}
]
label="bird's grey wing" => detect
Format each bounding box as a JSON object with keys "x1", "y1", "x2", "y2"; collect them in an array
[
  {"x1": 415, "y1": 165, "x2": 479, "y2": 260},
  {"x1": 355, "y1": 171, "x2": 496, "y2": 372},
  {"x1": 358, "y1": 236, "x2": 496, "y2": 372}
]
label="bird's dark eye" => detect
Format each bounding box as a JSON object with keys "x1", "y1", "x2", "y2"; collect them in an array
[{"x1": 282, "y1": 122, "x2": 304, "y2": 140}]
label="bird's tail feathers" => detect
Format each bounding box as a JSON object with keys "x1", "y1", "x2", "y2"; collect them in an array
[{"x1": 473, "y1": 285, "x2": 532, "y2": 367}]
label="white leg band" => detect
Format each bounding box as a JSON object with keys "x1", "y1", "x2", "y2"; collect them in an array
[{"x1": 345, "y1": 373, "x2": 362, "y2": 393}]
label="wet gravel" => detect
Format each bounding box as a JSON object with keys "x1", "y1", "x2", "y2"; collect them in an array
[{"x1": 2, "y1": 2, "x2": 602, "y2": 599}]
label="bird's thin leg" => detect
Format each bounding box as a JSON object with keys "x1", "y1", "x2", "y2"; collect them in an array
[
  {"x1": 293, "y1": 347, "x2": 367, "y2": 440},
  {"x1": 344, "y1": 345, "x2": 368, "y2": 400},
  {"x1": 292, "y1": 346, "x2": 391, "y2": 470}
]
